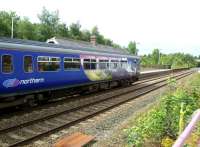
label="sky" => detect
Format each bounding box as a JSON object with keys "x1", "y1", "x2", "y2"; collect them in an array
[{"x1": 0, "y1": 0, "x2": 200, "y2": 56}]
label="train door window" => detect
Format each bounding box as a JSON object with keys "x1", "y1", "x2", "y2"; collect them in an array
[
  {"x1": 83, "y1": 59, "x2": 90, "y2": 70},
  {"x1": 99, "y1": 60, "x2": 109, "y2": 69},
  {"x1": 24, "y1": 56, "x2": 33, "y2": 73},
  {"x1": 73, "y1": 58, "x2": 81, "y2": 69},
  {"x1": 37, "y1": 56, "x2": 60, "y2": 72},
  {"x1": 121, "y1": 60, "x2": 127, "y2": 69},
  {"x1": 64, "y1": 57, "x2": 80, "y2": 70},
  {"x1": 110, "y1": 60, "x2": 119, "y2": 69},
  {"x1": 110, "y1": 60, "x2": 115, "y2": 69},
  {"x1": 2, "y1": 55, "x2": 13, "y2": 73},
  {"x1": 64, "y1": 58, "x2": 73, "y2": 70},
  {"x1": 91, "y1": 59, "x2": 97, "y2": 70},
  {"x1": 49, "y1": 57, "x2": 60, "y2": 71}
]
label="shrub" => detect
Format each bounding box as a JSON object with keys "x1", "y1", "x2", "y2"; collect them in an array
[{"x1": 124, "y1": 74, "x2": 200, "y2": 146}]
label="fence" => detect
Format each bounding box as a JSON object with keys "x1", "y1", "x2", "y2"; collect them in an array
[{"x1": 173, "y1": 109, "x2": 200, "y2": 147}]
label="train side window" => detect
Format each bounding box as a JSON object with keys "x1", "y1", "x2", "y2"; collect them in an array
[
  {"x1": 91, "y1": 59, "x2": 97, "y2": 70},
  {"x1": 83, "y1": 59, "x2": 91, "y2": 70},
  {"x1": 110, "y1": 60, "x2": 119, "y2": 69},
  {"x1": 2, "y1": 55, "x2": 13, "y2": 73},
  {"x1": 37, "y1": 56, "x2": 60, "y2": 72},
  {"x1": 99, "y1": 60, "x2": 109, "y2": 69},
  {"x1": 83, "y1": 59, "x2": 97, "y2": 70},
  {"x1": 64, "y1": 57, "x2": 80, "y2": 70},
  {"x1": 121, "y1": 60, "x2": 127, "y2": 69},
  {"x1": 24, "y1": 56, "x2": 33, "y2": 73},
  {"x1": 73, "y1": 58, "x2": 81, "y2": 69}
]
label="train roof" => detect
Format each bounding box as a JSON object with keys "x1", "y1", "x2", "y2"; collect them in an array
[{"x1": 0, "y1": 37, "x2": 139, "y2": 58}]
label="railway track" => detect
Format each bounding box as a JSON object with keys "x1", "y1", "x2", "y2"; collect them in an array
[
  {"x1": 0, "y1": 69, "x2": 187, "y2": 129},
  {"x1": 0, "y1": 69, "x2": 180, "y2": 118},
  {"x1": 0, "y1": 70, "x2": 194, "y2": 147}
]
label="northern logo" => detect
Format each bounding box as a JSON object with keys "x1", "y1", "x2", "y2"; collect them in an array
[
  {"x1": 3, "y1": 78, "x2": 20, "y2": 88},
  {"x1": 2, "y1": 78, "x2": 45, "y2": 88}
]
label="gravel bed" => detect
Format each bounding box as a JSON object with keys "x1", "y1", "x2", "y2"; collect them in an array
[
  {"x1": 24, "y1": 73, "x2": 193, "y2": 147},
  {"x1": 92, "y1": 73, "x2": 195, "y2": 147},
  {"x1": 0, "y1": 78, "x2": 155, "y2": 131},
  {"x1": 0, "y1": 94, "x2": 100, "y2": 130},
  {"x1": 24, "y1": 85, "x2": 168, "y2": 147}
]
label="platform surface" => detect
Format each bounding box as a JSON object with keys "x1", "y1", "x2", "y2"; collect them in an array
[{"x1": 140, "y1": 69, "x2": 171, "y2": 74}]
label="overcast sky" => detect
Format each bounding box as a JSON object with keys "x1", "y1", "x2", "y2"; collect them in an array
[{"x1": 0, "y1": 0, "x2": 200, "y2": 56}]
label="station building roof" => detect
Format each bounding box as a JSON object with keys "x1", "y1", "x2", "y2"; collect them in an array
[{"x1": 46, "y1": 37, "x2": 130, "y2": 55}]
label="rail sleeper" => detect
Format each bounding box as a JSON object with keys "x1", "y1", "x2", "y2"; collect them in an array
[{"x1": 54, "y1": 132, "x2": 95, "y2": 147}]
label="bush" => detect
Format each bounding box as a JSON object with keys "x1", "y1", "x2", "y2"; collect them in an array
[{"x1": 124, "y1": 74, "x2": 200, "y2": 146}]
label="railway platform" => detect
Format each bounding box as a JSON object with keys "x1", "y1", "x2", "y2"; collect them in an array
[{"x1": 140, "y1": 69, "x2": 171, "y2": 74}]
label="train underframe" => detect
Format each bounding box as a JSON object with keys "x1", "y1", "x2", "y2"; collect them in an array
[{"x1": 0, "y1": 76, "x2": 139, "y2": 109}]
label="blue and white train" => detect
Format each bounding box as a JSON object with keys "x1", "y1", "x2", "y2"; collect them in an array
[{"x1": 0, "y1": 38, "x2": 140, "y2": 107}]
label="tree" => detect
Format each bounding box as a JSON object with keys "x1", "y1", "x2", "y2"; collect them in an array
[
  {"x1": 80, "y1": 29, "x2": 91, "y2": 41},
  {"x1": 104, "y1": 38, "x2": 113, "y2": 46},
  {"x1": 91, "y1": 26, "x2": 99, "y2": 36},
  {"x1": 57, "y1": 23, "x2": 69, "y2": 38},
  {"x1": 91, "y1": 26, "x2": 105, "y2": 44},
  {"x1": 0, "y1": 11, "x2": 19, "y2": 38},
  {"x1": 160, "y1": 54, "x2": 173, "y2": 66},
  {"x1": 0, "y1": 9, "x2": 124, "y2": 49},
  {"x1": 16, "y1": 17, "x2": 37, "y2": 40},
  {"x1": 141, "y1": 50, "x2": 197, "y2": 68},
  {"x1": 112, "y1": 43, "x2": 121, "y2": 48},
  {"x1": 152, "y1": 48, "x2": 160, "y2": 64},
  {"x1": 69, "y1": 21, "x2": 81, "y2": 40},
  {"x1": 128, "y1": 41, "x2": 137, "y2": 55},
  {"x1": 184, "y1": 54, "x2": 196, "y2": 68},
  {"x1": 38, "y1": 7, "x2": 60, "y2": 41}
]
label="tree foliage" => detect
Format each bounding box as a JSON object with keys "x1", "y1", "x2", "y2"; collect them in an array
[
  {"x1": 127, "y1": 41, "x2": 137, "y2": 55},
  {"x1": 17, "y1": 17, "x2": 37, "y2": 40},
  {"x1": 80, "y1": 29, "x2": 91, "y2": 41},
  {"x1": 141, "y1": 50, "x2": 197, "y2": 68},
  {"x1": 0, "y1": 11, "x2": 19, "y2": 38},
  {"x1": 69, "y1": 22, "x2": 82, "y2": 40},
  {"x1": 57, "y1": 23, "x2": 69, "y2": 38},
  {"x1": 151, "y1": 48, "x2": 160, "y2": 64},
  {"x1": 91, "y1": 26, "x2": 112, "y2": 45},
  {"x1": 38, "y1": 7, "x2": 60, "y2": 41},
  {"x1": 0, "y1": 9, "x2": 122, "y2": 48}
]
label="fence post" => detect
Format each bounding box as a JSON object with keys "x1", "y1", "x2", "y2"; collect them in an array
[
  {"x1": 173, "y1": 109, "x2": 200, "y2": 147},
  {"x1": 178, "y1": 103, "x2": 185, "y2": 135}
]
